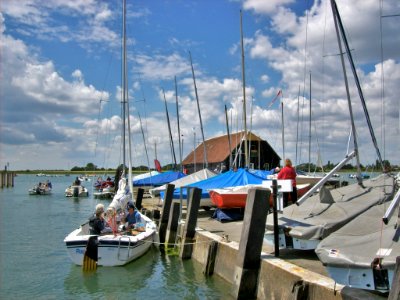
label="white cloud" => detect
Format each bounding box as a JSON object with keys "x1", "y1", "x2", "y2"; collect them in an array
[{"x1": 243, "y1": 0, "x2": 295, "y2": 15}]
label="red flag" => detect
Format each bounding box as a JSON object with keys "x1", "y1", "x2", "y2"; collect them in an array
[
  {"x1": 267, "y1": 90, "x2": 282, "y2": 109},
  {"x1": 154, "y1": 159, "x2": 162, "y2": 172}
]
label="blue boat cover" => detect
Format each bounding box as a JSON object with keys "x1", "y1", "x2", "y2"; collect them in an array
[
  {"x1": 212, "y1": 208, "x2": 244, "y2": 222},
  {"x1": 133, "y1": 171, "x2": 186, "y2": 187},
  {"x1": 160, "y1": 168, "x2": 274, "y2": 199}
]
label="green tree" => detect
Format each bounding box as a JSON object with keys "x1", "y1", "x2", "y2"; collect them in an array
[{"x1": 85, "y1": 163, "x2": 97, "y2": 171}]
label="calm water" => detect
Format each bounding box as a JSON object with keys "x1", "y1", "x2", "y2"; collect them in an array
[{"x1": 0, "y1": 174, "x2": 233, "y2": 299}]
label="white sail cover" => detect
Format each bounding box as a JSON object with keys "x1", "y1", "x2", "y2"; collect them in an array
[
  {"x1": 108, "y1": 177, "x2": 130, "y2": 212},
  {"x1": 315, "y1": 199, "x2": 399, "y2": 269},
  {"x1": 266, "y1": 174, "x2": 396, "y2": 240},
  {"x1": 149, "y1": 168, "x2": 217, "y2": 197}
]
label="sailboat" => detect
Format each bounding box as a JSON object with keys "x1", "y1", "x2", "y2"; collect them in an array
[
  {"x1": 264, "y1": 0, "x2": 398, "y2": 254},
  {"x1": 315, "y1": 185, "x2": 400, "y2": 292},
  {"x1": 64, "y1": 0, "x2": 157, "y2": 267}
]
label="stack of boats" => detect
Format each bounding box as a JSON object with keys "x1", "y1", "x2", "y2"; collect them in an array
[{"x1": 264, "y1": 171, "x2": 399, "y2": 292}]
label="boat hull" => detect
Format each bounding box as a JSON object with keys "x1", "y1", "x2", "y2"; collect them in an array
[
  {"x1": 64, "y1": 215, "x2": 157, "y2": 267},
  {"x1": 65, "y1": 185, "x2": 89, "y2": 197},
  {"x1": 209, "y1": 184, "x2": 310, "y2": 209}
]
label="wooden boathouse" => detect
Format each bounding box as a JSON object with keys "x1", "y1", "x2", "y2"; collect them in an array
[{"x1": 182, "y1": 131, "x2": 280, "y2": 173}]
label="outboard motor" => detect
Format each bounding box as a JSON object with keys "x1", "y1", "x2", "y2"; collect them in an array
[{"x1": 73, "y1": 186, "x2": 79, "y2": 197}]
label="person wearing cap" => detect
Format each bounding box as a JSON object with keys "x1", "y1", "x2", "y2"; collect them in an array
[
  {"x1": 124, "y1": 203, "x2": 141, "y2": 229},
  {"x1": 89, "y1": 203, "x2": 107, "y2": 235}
]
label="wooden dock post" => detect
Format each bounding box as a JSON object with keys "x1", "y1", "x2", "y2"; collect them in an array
[
  {"x1": 272, "y1": 179, "x2": 279, "y2": 257},
  {"x1": 232, "y1": 188, "x2": 270, "y2": 300},
  {"x1": 0, "y1": 171, "x2": 14, "y2": 188},
  {"x1": 179, "y1": 187, "x2": 202, "y2": 259},
  {"x1": 203, "y1": 240, "x2": 218, "y2": 276},
  {"x1": 135, "y1": 188, "x2": 144, "y2": 210},
  {"x1": 388, "y1": 256, "x2": 400, "y2": 300},
  {"x1": 165, "y1": 201, "x2": 180, "y2": 249},
  {"x1": 158, "y1": 184, "x2": 175, "y2": 253}
]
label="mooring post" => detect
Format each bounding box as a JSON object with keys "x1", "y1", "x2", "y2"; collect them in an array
[
  {"x1": 203, "y1": 240, "x2": 218, "y2": 276},
  {"x1": 232, "y1": 187, "x2": 270, "y2": 300},
  {"x1": 179, "y1": 187, "x2": 202, "y2": 259},
  {"x1": 165, "y1": 201, "x2": 181, "y2": 249},
  {"x1": 272, "y1": 179, "x2": 279, "y2": 257},
  {"x1": 158, "y1": 184, "x2": 175, "y2": 253},
  {"x1": 135, "y1": 187, "x2": 144, "y2": 210},
  {"x1": 388, "y1": 256, "x2": 400, "y2": 300}
]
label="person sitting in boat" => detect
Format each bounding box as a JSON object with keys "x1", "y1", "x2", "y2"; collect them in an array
[
  {"x1": 74, "y1": 177, "x2": 80, "y2": 186},
  {"x1": 277, "y1": 158, "x2": 297, "y2": 207},
  {"x1": 124, "y1": 202, "x2": 141, "y2": 229},
  {"x1": 89, "y1": 204, "x2": 111, "y2": 235}
]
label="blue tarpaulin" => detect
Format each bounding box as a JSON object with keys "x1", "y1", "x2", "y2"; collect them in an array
[
  {"x1": 160, "y1": 168, "x2": 274, "y2": 200},
  {"x1": 212, "y1": 208, "x2": 244, "y2": 222},
  {"x1": 133, "y1": 171, "x2": 186, "y2": 187}
]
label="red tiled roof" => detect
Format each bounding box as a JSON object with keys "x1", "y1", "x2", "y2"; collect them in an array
[{"x1": 182, "y1": 131, "x2": 267, "y2": 165}]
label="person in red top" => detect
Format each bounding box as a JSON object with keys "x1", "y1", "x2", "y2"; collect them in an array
[{"x1": 277, "y1": 158, "x2": 297, "y2": 207}]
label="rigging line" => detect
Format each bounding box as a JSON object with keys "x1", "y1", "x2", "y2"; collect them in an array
[{"x1": 93, "y1": 55, "x2": 113, "y2": 160}]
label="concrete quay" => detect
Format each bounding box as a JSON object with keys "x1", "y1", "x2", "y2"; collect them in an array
[{"x1": 141, "y1": 195, "x2": 388, "y2": 300}]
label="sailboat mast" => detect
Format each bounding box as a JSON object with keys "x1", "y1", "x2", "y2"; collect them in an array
[
  {"x1": 331, "y1": 0, "x2": 384, "y2": 171},
  {"x1": 163, "y1": 89, "x2": 177, "y2": 170},
  {"x1": 225, "y1": 105, "x2": 233, "y2": 169},
  {"x1": 121, "y1": 0, "x2": 127, "y2": 170},
  {"x1": 175, "y1": 76, "x2": 183, "y2": 172},
  {"x1": 138, "y1": 113, "x2": 151, "y2": 173},
  {"x1": 281, "y1": 92, "x2": 285, "y2": 162},
  {"x1": 189, "y1": 51, "x2": 208, "y2": 169},
  {"x1": 240, "y1": 10, "x2": 248, "y2": 168},
  {"x1": 330, "y1": 0, "x2": 362, "y2": 184},
  {"x1": 308, "y1": 72, "x2": 311, "y2": 173}
]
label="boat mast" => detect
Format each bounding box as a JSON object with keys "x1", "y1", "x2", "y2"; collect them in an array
[
  {"x1": 122, "y1": 0, "x2": 134, "y2": 201},
  {"x1": 175, "y1": 76, "x2": 183, "y2": 172},
  {"x1": 240, "y1": 10, "x2": 248, "y2": 168},
  {"x1": 281, "y1": 92, "x2": 285, "y2": 162},
  {"x1": 308, "y1": 72, "x2": 311, "y2": 174},
  {"x1": 189, "y1": 51, "x2": 208, "y2": 169},
  {"x1": 224, "y1": 104, "x2": 233, "y2": 169},
  {"x1": 138, "y1": 113, "x2": 151, "y2": 174},
  {"x1": 121, "y1": 0, "x2": 127, "y2": 172},
  {"x1": 330, "y1": 0, "x2": 362, "y2": 185},
  {"x1": 330, "y1": 0, "x2": 384, "y2": 172},
  {"x1": 163, "y1": 89, "x2": 177, "y2": 170}
]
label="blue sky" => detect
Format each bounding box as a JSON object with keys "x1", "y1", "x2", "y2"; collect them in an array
[{"x1": 1, "y1": 0, "x2": 399, "y2": 170}]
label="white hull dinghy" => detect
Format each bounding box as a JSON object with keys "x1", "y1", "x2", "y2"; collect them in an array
[
  {"x1": 64, "y1": 212, "x2": 156, "y2": 267},
  {"x1": 65, "y1": 185, "x2": 89, "y2": 197}
]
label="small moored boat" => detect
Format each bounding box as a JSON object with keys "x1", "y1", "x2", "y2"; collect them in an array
[
  {"x1": 65, "y1": 185, "x2": 89, "y2": 197},
  {"x1": 28, "y1": 181, "x2": 52, "y2": 195}
]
